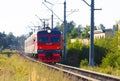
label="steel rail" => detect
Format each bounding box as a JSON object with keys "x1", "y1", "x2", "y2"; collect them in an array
[
  {"x1": 56, "y1": 63, "x2": 120, "y2": 81},
  {"x1": 22, "y1": 54, "x2": 120, "y2": 81},
  {"x1": 22, "y1": 55, "x2": 99, "y2": 81}
]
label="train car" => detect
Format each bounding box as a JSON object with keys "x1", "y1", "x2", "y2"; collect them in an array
[{"x1": 24, "y1": 29, "x2": 63, "y2": 63}]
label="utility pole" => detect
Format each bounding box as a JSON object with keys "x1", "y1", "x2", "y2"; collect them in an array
[
  {"x1": 44, "y1": 0, "x2": 54, "y2": 29},
  {"x1": 63, "y1": 0, "x2": 67, "y2": 61},
  {"x1": 90, "y1": 0, "x2": 94, "y2": 66},
  {"x1": 35, "y1": 15, "x2": 48, "y2": 29},
  {"x1": 43, "y1": 0, "x2": 67, "y2": 61},
  {"x1": 51, "y1": 11, "x2": 53, "y2": 29},
  {"x1": 82, "y1": 0, "x2": 101, "y2": 66}
]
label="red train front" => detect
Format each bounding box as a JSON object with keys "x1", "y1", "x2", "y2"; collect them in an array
[{"x1": 24, "y1": 29, "x2": 63, "y2": 63}]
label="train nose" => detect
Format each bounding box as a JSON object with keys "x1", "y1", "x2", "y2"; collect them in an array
[{"x1": 46, "y1": 51, "x2": 53, "y2": 57}]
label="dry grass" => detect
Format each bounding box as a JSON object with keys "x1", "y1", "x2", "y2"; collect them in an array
[{"x1": 0, "y1": 54, "x2": 71, "y2": 81}]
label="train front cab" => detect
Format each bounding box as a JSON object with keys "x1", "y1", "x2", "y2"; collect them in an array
[{"x1": 37, "y1": 30, "x2": 62, "y2": 63}]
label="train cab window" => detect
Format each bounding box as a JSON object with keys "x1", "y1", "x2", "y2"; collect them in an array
[
  {"x1": 50, "y1": 36, "x2": 60, "y2": 42},
  {"x1": 39, "y1": 36, "x2": 48, "y2": 42}
]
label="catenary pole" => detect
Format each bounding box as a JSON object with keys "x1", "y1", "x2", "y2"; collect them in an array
[
  {"x1": 82, "y1": 0, "x2": 101, "y2": 66},
  {"x1": 64, "y1": 0, "x2": 67, "y2": 61},
  {"x1": 51, "y1": 12, "x2": 53, "y2": 29},
  {"x1": 89, "y1": 0, "x2": 94, "y2": 66},
  {"x1": 44, "y1": 0, "x2": 54, "y2": 29}
]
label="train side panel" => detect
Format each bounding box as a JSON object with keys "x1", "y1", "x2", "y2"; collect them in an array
[{"x1": 24, "y1": 34, "x2": 37, "y2": 55}]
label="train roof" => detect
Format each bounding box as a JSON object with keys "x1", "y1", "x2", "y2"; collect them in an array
[
  {"x1": 37, "y1": 29, "x2": 61, "y2": 34},
  {"x1": 25, "y1": 29, "x2": 62, "y2": 42}
]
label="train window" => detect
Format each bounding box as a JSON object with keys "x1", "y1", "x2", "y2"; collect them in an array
[
  {"x1": 50, "y1": 36, "x2": 60, "y2": 42},
  {"x1": 39, "y1": 36, "x2": 48, "y2": 42}
]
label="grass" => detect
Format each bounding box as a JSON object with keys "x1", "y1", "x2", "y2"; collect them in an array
[
  {"x1": 2, "y1": 49, "x2": 119, "y2": 81},
  {"x1": 0, "y1": 52, "x2": 71, "y2": 81},
  {"x1": 80, "y1": 66, "x2": 120, "y2": 77}
]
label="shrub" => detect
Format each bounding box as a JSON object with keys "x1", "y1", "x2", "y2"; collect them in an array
[
  {"x1": 101, "y1": 51, "x2": 120, "y2": 68},
  {"x1": 80, "y1": 59, "x2": 89, "y2": 67}
]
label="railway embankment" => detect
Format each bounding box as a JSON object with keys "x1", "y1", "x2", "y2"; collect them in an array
[
  {"x1": 1, "y1": 50, "x2": 120, "y2": 81},
  {"x1": 0, "y1": 53, "x2": 71, "y2": 81}
]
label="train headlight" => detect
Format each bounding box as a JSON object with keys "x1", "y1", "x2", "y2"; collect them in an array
[{"x1": 47, "y1": 29, "x2": 51, "y2": 33}]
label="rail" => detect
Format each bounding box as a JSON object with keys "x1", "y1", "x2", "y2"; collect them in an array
[
  {"x1": 22, "y1": 54, "x2": 120, "y2": 81},
  {"x1": 56, "y1": 63, "x2": 120, "y2": 81}
]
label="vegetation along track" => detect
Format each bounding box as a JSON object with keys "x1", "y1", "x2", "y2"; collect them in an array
[{"x1": 21, "y1": 54, "x2": 120, "y2": 81}]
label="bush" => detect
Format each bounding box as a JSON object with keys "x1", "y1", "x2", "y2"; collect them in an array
[
  {"x1": 80, "y1": 59, "x2": 89, "y2": 67},
  {"x1": 101, "y1": 51, "x2": 120, "y2": 68},
  {"x1": 66, "y1": 39, "x2": 89, "y2": 66}
]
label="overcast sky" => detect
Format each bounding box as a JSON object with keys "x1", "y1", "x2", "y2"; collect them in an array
[{"x1": 0, "y1": 0, "x2": 120, "y2": 36}]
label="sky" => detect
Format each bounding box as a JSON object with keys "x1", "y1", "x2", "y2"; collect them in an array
[{"x1": 0, "y1": 0, "x2": 120, "y2": 36}]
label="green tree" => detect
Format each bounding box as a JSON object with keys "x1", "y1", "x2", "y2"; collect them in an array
[
  {"x1": 66, "y1": 21, "x2": 76, "y2": 33},
  {"x1": 16, "y1": 35, "x2": 26, "y2": 50},
  {"x1": 67, "y1": 39, "x2": 89, "y2": 66},
  {"x1": 76, "y1": 25, "x2": 83, "y2": 38},
  {"x1": 70, "y1": 28, "x2": 78, "y2": 38},
  {"x1": 55, "y1": 22, "x2": 63, "y2": 32},
  {"x1": 81, "y1": 25, "x2": 90, "y2": 38},
  {"x1": 101, "y1": 29, "x2": 120, "y2": 68},
  {"x1": 98, "y1": 24, "x2": 105, "y2": 30}
]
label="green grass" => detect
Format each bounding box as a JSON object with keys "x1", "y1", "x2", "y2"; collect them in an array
[
  {"x1": 80, "y1": 66, "x2": 120, "y2": 77},
  {"x1": 0, "y1": 53, "x2": 71, "y2": 81}
]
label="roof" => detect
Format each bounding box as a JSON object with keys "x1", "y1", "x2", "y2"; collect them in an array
[
  {"x1": 37, "y1": 29, "x2": 61, "y2": 34},
  {"x1": 88, "y1": 29, "x2": 112, "y2": 34}
]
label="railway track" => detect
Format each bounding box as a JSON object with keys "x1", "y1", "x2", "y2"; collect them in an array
[
  {"x1": 55, "y1": 63, "x2": 120, "y2": 81},
  {"x1": 22, "y1": 54, "x2": 120, "y2": 81}
]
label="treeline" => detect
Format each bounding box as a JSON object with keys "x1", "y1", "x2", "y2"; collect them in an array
[
  {"x1": 66, "y1": 30, "x2": 120, "y2": 68},
  {"x1": 0, "y1": 20, "x2": 111, "y2": 51},
  {"x1": 0, "y1": 32, "x2": 26, "y2": 51},
  {"x1": 55, "y1": 21, "x2": 108, "y2": 39}
]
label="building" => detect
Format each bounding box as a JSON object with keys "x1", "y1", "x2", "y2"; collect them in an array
[
  {"x1": 71, "y1": 38, "x2": 89, "y2": 45},
  {"x1": 71, "y1": 28, "x2": 114, "y2": 44},
  {"x1": 94, "y1": 29, "x2": 113, "y2": 39}
]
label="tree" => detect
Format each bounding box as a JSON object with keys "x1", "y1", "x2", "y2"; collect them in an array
[
  {"x1": 0, "y1": 31, "x2": 27, "y2": 50},
  {"x1": 81, "y1": 25, "x2": 90, "y2": 38},
  {"x1": 70, "y1": 28, "x2": 79, "y2": 38},
  {"x1": 55, "y1": 21, "x2": 76, "y2": 38},
  {"x1": 16, "y1": 35, "x2": 26, "y2": 50},
  {"x1": 98, "y1": 24, "x2": 105, "y2": 30},
  {"x1": 77, "y1": 25, "x2": 83, "y2": 33},
  {"x1": 66, "y1": 21, "x2": 76, "y2": 33},
  {"x1": 55, "y1": 22, "x2": 63, "y2": 32},
  {"x1": 101, "y1": 29, "x2": 120, "y2": 68},
  {"x1": 76, "y1": 25, "x2": 83, "y2": 38}
]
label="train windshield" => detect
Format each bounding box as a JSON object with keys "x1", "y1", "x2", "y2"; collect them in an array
[
  {"x1": 39, "y1": 36, "x2": 48, "y2": 42},
  {"x1": 50, "y1": 36, "x2": 60, "y2": 42}
]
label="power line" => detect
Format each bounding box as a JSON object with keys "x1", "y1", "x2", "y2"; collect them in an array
[{"x1": 42, "y1": 2, "x2": 63, "y2": 22}]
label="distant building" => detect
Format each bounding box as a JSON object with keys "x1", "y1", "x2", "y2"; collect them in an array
[
  {"x1": 71, "y1": 38, "x2": 89, "y2": 45},
  {"x1": 94, "y1": 29, "x2": 113, "y2": 39},
  {"x1": 71, "y1": 28, "x2": 116, "y2": 44}
]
